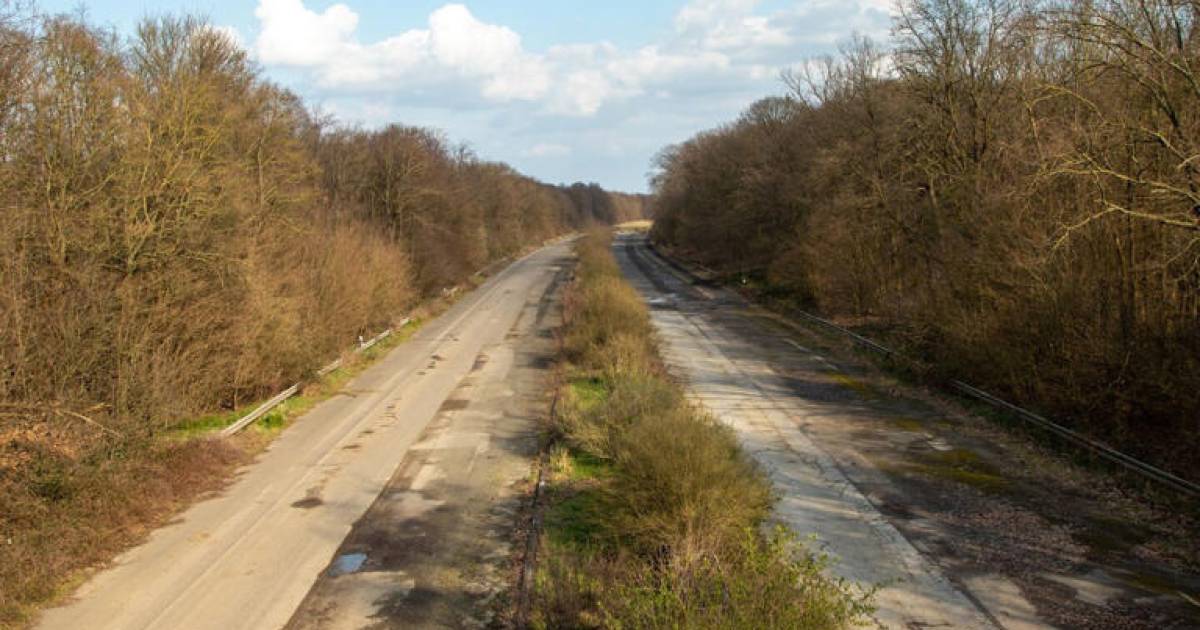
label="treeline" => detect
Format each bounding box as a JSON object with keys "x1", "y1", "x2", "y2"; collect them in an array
[
  {"x1": 0, "y1": 7, "x2": 638, "y2": 440},
  {"x1": 562, "y1": 183, "x2": 648, "y2": 227},
  {"x1": 651, "y1": 0, "x2": 1200, "y2": 477}
]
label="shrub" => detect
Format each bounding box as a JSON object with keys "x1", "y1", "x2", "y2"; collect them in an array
[{"x1": 535, "y1": 230, "x2": 869, "y2": 629}]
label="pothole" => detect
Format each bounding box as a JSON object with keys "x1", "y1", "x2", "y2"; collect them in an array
[{"x1": 329, "y1": 552, "x2": 368, "y2": 577}]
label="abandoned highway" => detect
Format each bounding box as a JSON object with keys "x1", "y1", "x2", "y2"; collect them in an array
[
  {"x1": 35, "y1": 235, "x2": 1199, "y2": 629},
  {"x1": 38, "y1": 243, "x2": 572, "y2": 630}
]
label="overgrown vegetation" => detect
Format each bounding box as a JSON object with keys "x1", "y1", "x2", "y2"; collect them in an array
[
  {"x1": 0, "y1": 3, "x2": 644, "y2": 625},
  {"x1": 532, "y1": 230, "x2": 869, "y2": 629},
  {"x1": 650, "y1": 0, "x2": 1200, "y2": 480}
]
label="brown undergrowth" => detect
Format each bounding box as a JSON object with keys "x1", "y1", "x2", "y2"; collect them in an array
[{"x1": 0, "y1": 430, "x2": 244, "y2": 627}]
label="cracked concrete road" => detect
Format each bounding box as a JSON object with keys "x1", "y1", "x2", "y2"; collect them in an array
[
  {"x1": 286, "y1": 247, "x2": 566, "y2": 629},
  {"x1": 613, "y1": 232, "x2": 1200, "y2": 630},
  {"x1": 37, "y1": 242, "x2": 572, "y2": 630}
]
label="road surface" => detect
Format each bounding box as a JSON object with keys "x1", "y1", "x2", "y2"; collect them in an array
[
  {"x1": 38, "y1": 242, "x2": 572, "y2": 630},
  {"x1": 613, "y1": 232, "x2": 1200, "y2": 629}
]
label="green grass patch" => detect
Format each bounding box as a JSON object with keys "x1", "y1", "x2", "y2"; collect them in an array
[
  {"x1": 568, "y1": 378, "x2": 609, "y2": 413},
  {"x1": 545, "y1": 488, "x2": 610, "y2": 548},
  {"x1": 912, "y1": 464, "x2": 1010, "y2": 493},
  {"x1": 543, "y1": 446, "x2": 614, "y2": 549},
  {"x1": 831, "y1": 373, "x2": 875, "y2": 399},
  {"x1": 165, "y1": 318, "x2": 423, "y2": 440},
  {"x1": 890, "y1": 417, "x2": 926, "y2": 432},
  {"x1": 925, "y1": 448, "x2": 982, "y2": 467},
  {"x1": 883, "y1": 448, "x2": 1012, "y2": 494},
  {"x1": 168, "y1": 405, "x2": 256, "y2": 438},
  {"x1": 565, "y1": 450, "x2": 611, "y2": 482}
]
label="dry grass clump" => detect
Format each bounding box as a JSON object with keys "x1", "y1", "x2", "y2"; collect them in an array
[
  {"x1": 596, "y1": 528, "x2": 869, "y2": 629},
  {"x1": 533, "y1": 230, "x2": 870, "y2": 629},
  {"x1": 609, "y1": 407, "x2": 769, "y2": 565},
  {"x1": 563, "y1": 231, "x2": 655, "y2": 370}
]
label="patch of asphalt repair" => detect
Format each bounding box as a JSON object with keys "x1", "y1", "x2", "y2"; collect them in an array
[
  {"x1": 613, "y1": 232, "x2": 1200, "y2": 630},
  {"x1": 284, "y1": 256, "x2": 569, "y2": 630}
]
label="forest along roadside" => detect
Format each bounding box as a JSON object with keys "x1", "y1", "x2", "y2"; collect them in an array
[
  {"x1": 0, "y1": 10, "x2": 645, "y2": 627},
  {"x1": 35, "y1": 242, "x2": 574, "y2": 630},
  {"x1": 285, "y1": 249, "x2": 571, "y2": 629},
  {"x1": 613, "y1": 232, "x2": 1200, "y2": 629}
]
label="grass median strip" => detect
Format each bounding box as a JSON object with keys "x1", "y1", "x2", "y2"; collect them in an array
[{"x1": 531, "y1": 230, "x2": 872, "y2": 629}]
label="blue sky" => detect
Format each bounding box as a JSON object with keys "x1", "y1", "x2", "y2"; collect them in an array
[{"x1": 38, "y1": 1, "x2": 895, "y2": 192}]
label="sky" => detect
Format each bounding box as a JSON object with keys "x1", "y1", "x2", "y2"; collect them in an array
[{"x1": 39, "y1": 1, "x2": 896, "y2": 192}]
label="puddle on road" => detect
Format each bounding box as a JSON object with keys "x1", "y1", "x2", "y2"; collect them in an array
[{"x1": 329, "y1": 552, "x2": 368, "y2": 577}]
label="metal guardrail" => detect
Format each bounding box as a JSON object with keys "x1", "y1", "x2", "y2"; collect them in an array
[
  {"x1": 220, "y1": 319, "x2": 409, "y2": 437},
  {"x1": 641, "y1": 238, "x2": 1200, "y2": 498},
  {"x1": 221, "y1": 235, "x2": 583, "y2": 437},
  {"x1": 791, "y1": 311, "x2": 899, "y2": 357},
  {"x1": 216, "y1": 234, "x2": 579, "y2": 438},
  {"x1": 948, "y1": 380, "x2": 1200, "y2": 497}
]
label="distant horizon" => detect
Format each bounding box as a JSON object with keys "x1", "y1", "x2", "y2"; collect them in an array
[{"x1": 33, "y1": 0, "x2": 895, "y2": 193}]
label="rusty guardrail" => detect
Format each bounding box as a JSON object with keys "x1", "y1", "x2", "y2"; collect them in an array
[
  {"x1": 220, "y1": 320, "x2": 409, "y2": 437},
  {"x1": 219, "y1": 232, "x2": 579, "y2": 438}
]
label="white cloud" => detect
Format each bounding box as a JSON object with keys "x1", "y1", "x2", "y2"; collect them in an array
[
  {"x1": 255, "y1": 0, "x2": 358, "y2": 66},
  {"x1": 549, "y1": 70, "x2": 616, "y2": 116},
  {"x1": 525, "y1": 142, "x2": 571, "y2": 158},
  {"x1": 675, "y1": 0, "x2": 791, "y2": 50},
  {"x1": 254, "y1": 1, "x2": 550, "y2": 102},
  {"x1": 426, "y1": 5, "x2": 551, "y2": 100},
  {"x1": 205, "y1": 24, "x2": 247, "y2": 50},
  {"x1": 252, "y1": 0, "x2": 874, "y2": 116},
  {"x1": 249, "y1": 0, "x2": 897, "y2": 189}
]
